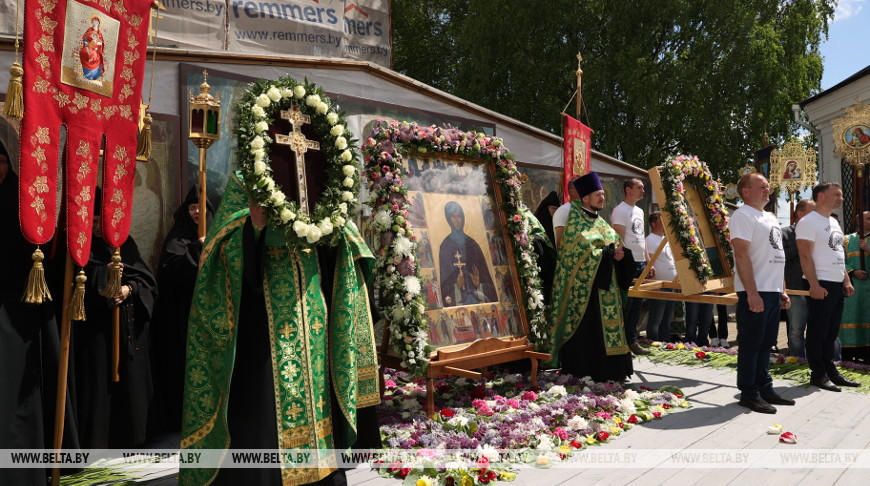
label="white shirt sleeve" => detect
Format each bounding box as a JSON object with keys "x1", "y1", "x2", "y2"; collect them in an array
[
  {"x1": 610, "y1": 203, "x2": 628, "y2": 228},
  {"x1": 795, "y1": 217, "x2": 814, "y2": 241},
  {"x1": 729, "y1": 210, "x2": 753, "y2": 242},
  {"x1": 552, "y1": 204, "x2": 571, "y2": 228}
]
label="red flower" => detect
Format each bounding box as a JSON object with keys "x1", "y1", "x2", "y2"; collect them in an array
[
  {"x1": 597, "y1": 431, "x2": 610, "y2": 441},
  {"x1": 399, "y1": 468, "x2": 411, "y2": 478},
  {"x1": 665, "y1": 344, "x2": 675, "y2": 350},
  {"x1": 445, "y1": 477, "x2": 455, "y2": 486},
  {"x1": 695, "y1": 351, "x2": 707, "y2": 359},
  {"x1": 627, "y1": 414, "x2": 639, "y2": 423},
  {"x1": 388, "y1": 461, "x2": 401, "y2": 472},
  {"x1": 652, "y1": 411, "x2": 662, "y2": 418},
  {"x1": 675, "y1": 394, "x2": 683, "y2": 399},
  {"x1": 470, "y1": 386, "x2": 486, "y2": 399},
  {"x1": 662, "y1": 403, "x2": 671, "y2": 409},
  {"x1": 440, "y1": 408, "x2": 454, "y2": 419},
  {"x1": 570, "y1": 439, "x2": 583, "y2": 449},
  {"x1": 478, "y1": 469, "x2": 497, "y2": 483},
  {"x1": 477, "y1": 456, "x2": 490, "y2": 470}
]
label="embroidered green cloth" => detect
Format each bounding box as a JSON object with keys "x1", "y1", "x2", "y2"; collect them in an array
[
  {"x1": 545, "y1": 202, "x2": 628, "y2": 366},
  {"x1": 180, "y1": 173, "x2": 379, "y2": 486},
  {"x1": 842, "y1": 234, "x2": 870, "y2": 348}
]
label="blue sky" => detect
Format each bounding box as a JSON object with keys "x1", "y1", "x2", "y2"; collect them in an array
[{"x1": 819, "y1": 0, "x2": 870, "y2": 90}]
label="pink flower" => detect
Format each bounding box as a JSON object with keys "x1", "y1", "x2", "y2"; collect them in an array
[
  {"x1": 521, "y1": 391, "x2": 538, "y2": 401},
  {"x1": 553, "y1": 428, "x2": 568, "y2": 440},
  {"x1": 506, "y1": 398, "x2": 520, "y2": 408},
  {"x1": 471, "y1": 399, "x2": 486, "y2": 409},
  {"x1": 384, "y1": 379, "x2": 396, "y2": 389},
  {"x1": 512, "y1": 214, "x2": 522, "y2": 223}
]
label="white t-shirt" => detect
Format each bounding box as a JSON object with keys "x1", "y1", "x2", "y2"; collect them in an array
[
  {"x1": 610, "y1": 201, "x2": 646, "y2": 262},
  {"x1": 729, "y1": 205, "x2": 785, "y2": 292},
  {"x1": 795, "y1": 211, "x2": 846, "y2": 283},
  {"x1": 552, "y1": 202, "x2": 572, "y2": 228},
  {"x1": 645, "y1": 233, "x2": 677, "y2": 281}
]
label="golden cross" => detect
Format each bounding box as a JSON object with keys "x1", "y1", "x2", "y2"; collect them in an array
[
  {"x1": 316, "y1": 395, "x2": 326, "y2": 412},
  {"x1": 279, "y1": 322, "x2": 297, "y2": 340},
  {"x1": 453, "y1": 251, "x2": 466, "y2": 271},
  {"x1": 276, "y1": 104, "x2": 320, "y2": 217},
  {"x1": 285, "y1": 403, "x2": 305, "y2": 421},
  {"x1": 310, "y1": 317, "x2": 324, "y2": 334}
]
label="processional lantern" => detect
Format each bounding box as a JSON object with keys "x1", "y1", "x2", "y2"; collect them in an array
[
  {"x1": 832, "y1": 100, "x2": 870, "y2": 267},
  {"x1": 769, "y1": 139, "x2": 817, "y2": 224},
  {"x1": 188, "y1": 71, "x2": 221, "y2": 239}
]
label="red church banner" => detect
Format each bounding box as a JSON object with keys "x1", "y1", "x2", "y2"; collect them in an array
[
  {"x1": 562, "y1": 113, "x2": 593, "y2": 204},
  {"x1": 19, "y1": 0, "x2": 152, "y2": 266}
]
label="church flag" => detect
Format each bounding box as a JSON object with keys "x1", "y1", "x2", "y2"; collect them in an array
[
  {"x1": 19, "y1": 0, "x2": 152, "y2": 266},
  {"x1": 562, "y1": 113, "x2": 593, "y2": 203}
]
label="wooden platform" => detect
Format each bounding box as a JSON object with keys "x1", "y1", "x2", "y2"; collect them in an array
[{"x1": 348, "y1": 359, "x2": 870, "y2": 485}]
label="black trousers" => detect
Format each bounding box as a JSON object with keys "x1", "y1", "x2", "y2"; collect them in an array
[{"x1": 804, "y1": 280, "x2": 845, "y2": 380}]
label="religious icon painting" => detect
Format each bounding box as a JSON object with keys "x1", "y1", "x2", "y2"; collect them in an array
[
  {"x1": 845, "y1": 125, "x2": 870, "y2": 149},
  {"x1": 781, "y1": 158, "x2": 805, "y2": 181},
  {"x1": 415, "y1": 229, "x2": 435, "y2": 268},
  {"x1": 60, "y1": 1, "x2": 121, "y2": 97},
  {"x1": 406, "y1": 191, "x2": 427, "y2": 228}
]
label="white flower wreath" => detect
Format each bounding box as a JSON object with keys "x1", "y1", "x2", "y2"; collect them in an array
[{"x1": 234, "y1": 77, "x2": 359, "y2": 247}]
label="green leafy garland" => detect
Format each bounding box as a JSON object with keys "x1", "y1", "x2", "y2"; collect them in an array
[
  {"x1": 234, "y1": 77, "x2": 359, "y2": 247},
  {"x1": 659, "y1": 154, "x2": 733, "y2": 283}
]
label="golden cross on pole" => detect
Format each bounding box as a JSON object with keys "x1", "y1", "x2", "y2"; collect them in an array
[{"x1": 276, "y1": 104, "x2": 320, "y2": 217}]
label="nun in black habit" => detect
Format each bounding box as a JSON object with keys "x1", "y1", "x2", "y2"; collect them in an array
[
  {"x1": 151, "y1": 186, "x2": 213, "y2": 432},
  {"x1": 73, "y1": 189, "x2": 158, "y2": 448}
]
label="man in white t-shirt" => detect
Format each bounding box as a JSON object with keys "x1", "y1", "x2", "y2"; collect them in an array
[
  {"x1": 731, "y1": 173, "x2": 792, "y2": 414},
  {"x1": 610, "y1": 178, "x2": 653, "y2": 355},
  {"x1": 645, "y1": 211, "x2": 677, "y2": 342},
  {"x1": 553, "y1": 177, "x2": 580, "y2": 248},
  {"x1": 796, "y1": 182, "x2": 858, "y2": 392}
]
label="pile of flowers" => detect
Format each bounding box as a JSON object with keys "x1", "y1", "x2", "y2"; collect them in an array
[
  {"x1": 234, "y1": 77, "x2": 359, "y2": 248},
  {"x1": 363, "y1": 120, "x2": 547, "y2": 376},
  {"x1": 375, "y1": 368, "x2": 690, "y2": 484},
  {"x1": 658, "y1": 154, "x2": 733, "y2": 283}
]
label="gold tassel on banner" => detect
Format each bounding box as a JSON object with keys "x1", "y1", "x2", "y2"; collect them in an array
[
  {"x1": 5, "y1": 0, "x2": 23, "y2": 120},
  {"x1": 5, "y1": 62, "x2": 23, "y2": 120},
  {"x1": 100, "y1": 248, "x2": 123, "y2": 298},
  {"x1": 70, "y1": 271, "x2": 87, "y2": 321},
  {"x1": 23, "y1": 247, "x2": 52, "y2": 304},
  {"x1": 135, "y1": 110, "x2": 152, "y2": 162}
]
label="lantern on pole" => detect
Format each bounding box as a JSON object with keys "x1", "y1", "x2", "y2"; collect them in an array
[
  {"x1": 188, "y1": 70, "x2": 221, "y2": 239},
  {"x1": 833, "y1": 100, "x2": 870, "y2": 268}
]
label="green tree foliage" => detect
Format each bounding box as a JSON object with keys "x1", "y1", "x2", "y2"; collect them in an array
[{"x1": 391, "y1": 0, "x2": 834, "y2": 179}]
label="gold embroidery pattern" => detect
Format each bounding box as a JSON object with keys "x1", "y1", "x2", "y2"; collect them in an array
[
  {"x1": 76, "y1": 141, "x2": 93, "y2": 183},
  {"x1": 38, "y1": 0, "x2": 57, "y2": 13},
  {"x1": 33, "y1": 77, "x2": 51, "y2": 93},
  {"x1": 120, "y1": 67, "x2": 133, "y2": 81},
  {"x1": 119, "y1": 105, "x2": 133, "y2": 119},
  {"x1": 119, "y1": 84, "x2": 133, "y2": 101},
  {"x1": 129, "y1": 14, "x2": 142, "y2": 28},
  {"x1": 33, "y1": 127, "x2": 50, "y2": 145},
  {"x1": 38, "y1": 35, "x2": 55, "y2": 52},
  {"x1": 54, "y1": 92, "x2": 70, "y2": 107},
  {"x1": 123, "y1": 50, "x2": 139, "y2": 65},
  {"x1": 111, "y1": 207, "x2": 124, "y2": 226},
  {"x1": 111, "y1": 188, "x2": 124, "y2": 204},
  {"x1": 90, "y1": 98, "x2": 103, "y2": 118},
  {"x1": 127, "y1": 33, "x2": 138, "y2": 49},
  {"x1": 72, "y1": 92, "x2": 89, "y2": 109}
]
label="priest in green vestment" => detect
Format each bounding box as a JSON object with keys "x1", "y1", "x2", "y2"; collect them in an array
[
  {"x1": 545, "y1": 173, "x2": 636, "y2": 382},
  {"x1": 180, "y1": 173, "x2": 380, "y2": 486},
  {"x1": 842, "y1": 212, "x2": 870, "y2": 363}
]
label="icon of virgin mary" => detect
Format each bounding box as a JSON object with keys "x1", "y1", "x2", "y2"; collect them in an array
[{"x1": 80, "y1": 16, "x2": 105, "y2": 81}]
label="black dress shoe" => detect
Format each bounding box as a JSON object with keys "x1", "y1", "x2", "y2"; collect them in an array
[
  {"x1": 737, "y1": 397, "x2": 776, "y2": 414},
  {"x1": 760, "y1": 393, "x2": 796, "y2": 405},
  {"x1": 809, "y1": 377, "x2": 842, "y2": 392},
  {"x1": 830, "y1": 375, "x2": 861, "y2": 387}
]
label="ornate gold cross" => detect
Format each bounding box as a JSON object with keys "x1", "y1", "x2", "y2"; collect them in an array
[
  {"x1": 279, "y1": 322, "x2": 297, "y2": 340},
  {"x1": 276, "y1": 104, "x2": 320, "y2": 216},
  {"x1": 285, "y1": 403, "x2": 305, "y2": 421}
]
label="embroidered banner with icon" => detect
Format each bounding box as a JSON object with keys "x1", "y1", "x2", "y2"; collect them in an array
[
  {"x1": 19, "y1": 0, "x2": 152, "y2": 265},
  {"x1": 562, "y1": 113, "x2": 593, "y2": 203}
]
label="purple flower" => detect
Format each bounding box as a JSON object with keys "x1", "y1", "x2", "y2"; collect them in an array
[{"x1": 397, "y1": 259, "x2": 416, "y2": 276}]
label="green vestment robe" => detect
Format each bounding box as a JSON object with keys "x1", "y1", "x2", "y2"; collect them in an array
[
  {"x1": 842, "y1": 233, "x2": 870, "y2": 348},
  {"x1": 180, "y1": 173, "x2": 380, "y2": 486}
]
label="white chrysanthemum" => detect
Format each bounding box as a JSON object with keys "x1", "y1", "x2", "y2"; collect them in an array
[
  {"x1": 390, "y1": 306, "x2": 408, "y2": 322},
  {"x1": 293, "y1": 85, "x2": 306, "y2": 99},
  {"x1": 270, "y1": 191, "x2": 286, "y2": 205},
  {"x1": 393, "y1": 235, "x2": 414, "y2": 257},
  {"x1": 317, "y1": 220, "x2": 333, "y2": 235},
  {"x1": 280, "y1": 87, "x2": 293, "y2": 99},
  {"x1": 326, "y1": 112, "x2": 339, "y2": 125},
  {"x1": 330, "y1": 124, "x2": 344, "y2": 137},
  {"x1": 255, "y1": 93, "x2": 271, "y2": 107},
  {"x1": 250, "y1": 136, "x2": 265, "y2": 150},
  {"x1": 374, "y1": 210, "x2": 392, "y2": 229},
  {"x1": 546, "y1": 385, "x2": 567, "y2": 397},
  {"x1": 478, "y1": 445, "x2": 499, "y2": 463},
  {"x1": 338, "y1": 202, "x2": 348, "y2": 214},
  {"x1": 316, "y1": 102, "x2": 328, "y2": 115},
  {"x1": 403, "y1": 276, "x2": 421, "y2": 295},
  {"x1": 335, "y1": 216, "x2": 346, "y2": 226},
  {"x1": 340, "y1": 150, "x2": 353, "y2": 162},
  {"x1": 252, "y1": 148, "x2": 265, "y2": 162},
  {"x1": 305, "y1": 94, "x2": 320, "y2": 107},
  {"x1": 342, "y1": 176, "x2": 354, "y2": 188},
  {"x1": 447, "y1": 416, "x2": 468, "y2": 428},
  {"x1": 251, "y1": 105, "x2": 265, "y2": 118},
  {"x1": 566, "y1": 415, "x2": 588, "y2": 431},
  {"x1": 341, "y1": 191, "x2": 354, "y2": 201},
  {"x1": 335, "y1": 136, "x2": 348, "y2": 150},
  {"x1": 305, "y1": 225, "x2": 322, "y2": 243},
  {"x1": 619, "y1": 398, "x2": 637, "y2": 414},
  {"x1": 266, "y1": 86, "x2": 281, "y2": 102},
  {"x1": 255, "y1": 121, "x2": 269, "y2": 133},
  {"x1": 342, "y1": 165, "x2": 355, "y2": 176},
  {"x1": 536, "y1": 434, "x2": 555, "y2": 450},
  {"x1": 280, "y1": 208, "x2": 295, "y2": 222},
  {"x1": 623, "y1": 389, "x2": 640, "y2": 400},
  {"x1": 253, "y1": 161, "x2": 267, "y2": 175}
]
